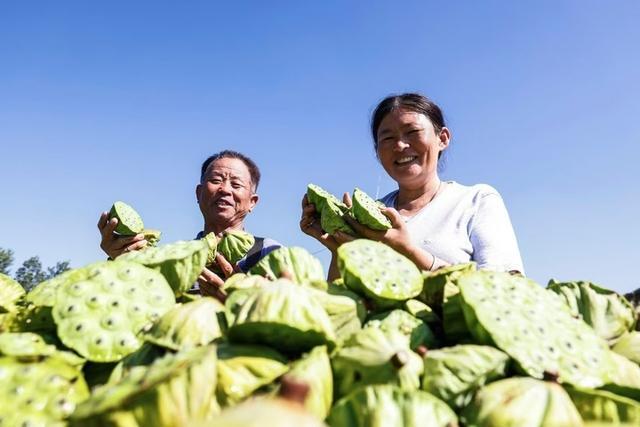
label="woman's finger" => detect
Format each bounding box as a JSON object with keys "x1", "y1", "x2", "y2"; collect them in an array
[
  {"x1": 333, "y1": 231, "x2": 357, "y2": 245},
  {"x1": 381, "y1": 207, "x2": 405, "y2": 229},
  {"x1": 342, "y1": 192, "x2": 353, "y2": 208}
]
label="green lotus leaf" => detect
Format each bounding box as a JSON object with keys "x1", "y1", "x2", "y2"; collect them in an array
[
  {"x1": 70, "y1": 345, "x2": 219, "y2": 426},
  {"x1": 283, "y1": 346, "x2": 332, "y2": 419},
  {"x1": 566, "y1": 386, "x2": 640, "y2": 425},
  {"x1": 351, "y1": 187, "x2": 391, "y2": 230},
  {"x1": 461, "y1": 377, "x2": 583, "y2": 427},
  {"x1": 338, "y1": 239, "x2": 422, "y2": 307},
  {"x1": 142, "y1": 297, "x2": 226, "y2": 351},
  {"x1": 612, "y1": 332, "x2": 640, "y2": 364},
  {"x1": 332, "y1": 327, "x2": 423, "y2": 398},
  {"x1": 0, "y1": 355, "x2": 90, "y2": 426},
  {"x1": 421, "y1": 344, "x2": 510, "y2": 410},
  {"x1": 458, "y1": 270, "x2": 612, "y2": 388},
  {"x1": 548, "y1": 279, "x2": 637, "y2": 345},
  {"x1": 249, "y1": 246, "x2": 325, "y2": 284},
  {"x1": 216, "y1": 343, "x2": 289, "y2": 407},
  {"x1": 0, "y1": 273, "x2": 25, "y2": 311},
  {"x1": 366, "y1": 309, "x2": 439, "y2": 350},
  {"x1": 328, "y1": 384, "x2": 457, "y2": 427},
  {"x1": 109, "y1": 201, "x2": 144, "y2": 236},
  {"x1": 119, "y1": 239, "x2": 208, "y2": 296},
  {"x1": 228, "y1": 280, "x2": 336, "y2": 354}
]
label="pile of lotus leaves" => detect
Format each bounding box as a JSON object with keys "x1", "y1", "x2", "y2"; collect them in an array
[{"x1": 1, "y1": 195, "x2": 640, "y2": 426}]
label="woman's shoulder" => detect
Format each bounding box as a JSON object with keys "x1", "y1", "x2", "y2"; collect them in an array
[{"x1": 446, "y1": 181, "x2": 501, "y2": 199}]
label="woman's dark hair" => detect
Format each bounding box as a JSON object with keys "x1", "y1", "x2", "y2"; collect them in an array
[{"x1": 371, "y1": 93, "x2": 447, "y2": 151}]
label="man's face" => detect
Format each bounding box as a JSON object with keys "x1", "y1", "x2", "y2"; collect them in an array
[{"x1": 196, "y1": 157, "x2": 259, "y2": 231}]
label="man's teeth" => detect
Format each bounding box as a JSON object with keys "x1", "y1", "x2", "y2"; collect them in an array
[{"x1": 396, "y1": 156, "x2": 417, "y2": 165}]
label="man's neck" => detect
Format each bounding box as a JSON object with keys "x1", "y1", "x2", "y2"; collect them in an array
[{"x1": 203, "y1": 221, "x2": 245, "y2": 236}]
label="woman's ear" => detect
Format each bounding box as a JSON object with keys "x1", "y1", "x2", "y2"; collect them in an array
[{"x1": 438, "y1": 127, "x2": 451, "y2": 149}]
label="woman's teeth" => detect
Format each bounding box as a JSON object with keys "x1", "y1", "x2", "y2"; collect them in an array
[{"x1": 396, "y1": 156, "x2": 417, "y2": 165}]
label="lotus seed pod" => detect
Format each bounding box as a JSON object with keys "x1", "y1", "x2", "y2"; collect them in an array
[
  {"x1": 249, "y1": 246, "x2": 325, "y2": 284},
  {"x1": 600, "y1": 352, "x2": 640, "y2": 401},
  {"x1": 0, "y1": 332, "x2": 56, "y2": 357},
  {"x1": 366, "y1": 309, "x2": 439, "y2": 350},
  {"x1": 224, "y1": 288, "x2": 254, "y2": 326},
  {"x1": 0, "y1": 356, "x2": 90, "y2": 426},
  {"x1": 461, "y1": 377, "x2": 583, "y2": 427},
  {"x1": 1, "y1": 300, "x2": 57, "y2": 333},
  {"x1": 142, "y1": 297, "x2": 226, "y2": 351},
  {"x1": 547, "y1": 279, "x2": 637, "y2": 345},
  {"x1": 107, "y1": 342, "x2": 167, "y2": 384},
  {"x1": 119, "y1": 239, "x2": 208, "y2": 296},
  {"x1": 351, "y1": 187, "x2": 392, "y2": 230},
  {"x1": 52, "y1": 260, "x2": 176, "y2": 362},
  {"x1": 328, "y1": 384, "x2": 458, "y2": 427},
  {"x1": 0, "y1": 272, "x2": 25, "y2": 310},
  {"x1": 217, "y1": 229, "x2": 255, "y2": 265},
  {"x1": 458, "y1": 270, "x2": 612, "y2": 388},
  {"x1": 320, "y1": 199, "x2": 356, "y2": 235},
  {"x1": 216, "y1": 343, "x2": 289, "y2": 407},
  {"x1": 109, "y1": 201, "x2": 144, "y2": 235},
  {"x1": 403, "y1": 299, "x2": 440, "y2": 325},
  {"x1": 566, "y1": 386, "x2": 640, "y2": 425},
  {"x1": 307, "y1": 183, "x2": 345, "y2": 212},
  {"x1": 282, "y1": 346, "x2": 333, "y2": 419},
  {"x1": 202, "y1": 231, "x2": 219, "y2": 266},
  {"x1": 419, "y1": 262, "x2": 476, "y2": 309},
  {"x1": 223, "y1": 273, "x2": 268, "y2": 293},
  {"x1": 228, "y1": 280, "x2": 336, "y2": 354},
  {"x1": 338, "y1": 239, "x2": 422, "y2": 307},
  {"x1": 70, "y1": 345, "x2": 220, "y2": 426},
  {"x1": 142, "y1": 229, "x2": 162, "y2": 247},
  {"x1": 332, "y1": 327, "x2": 423, "y2": 398},
  {"x1": 307, "y1": 284, "x2": 366, "y2": 345},
  {"x1": 27, "y1": 266, "x2": 90, "y2": 308},
  {"x1": 421, "y1": 345, "x2": 510, "y2": 410},
  {"x1": 612, "y1": 332, "x2": 640, "y2": 364}
]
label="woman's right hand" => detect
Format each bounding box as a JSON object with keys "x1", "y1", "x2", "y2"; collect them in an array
[
  {"x1": 299, "y1": 194, "x2": 340, "y2": 253},
  {"x1": 98, "y1": 211, "x2": 147, "y2": 259}
]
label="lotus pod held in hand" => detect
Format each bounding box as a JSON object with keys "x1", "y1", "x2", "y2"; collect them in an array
[
  {"x1": 421, "y1": 344, "x2": 510, "y2": 410},
  {"x1": 306, "y1": 183, "x2": 345, "y2": 212},
  {"x1": 109, "y1": 201, "x2": 144, "y2": 236},
  {"x1": 0, "y1": 356, "x2": 90, "y2": 426},
  {"x1": 228, "y1": 280, "x2": 336, "y2": 354},
  {"x1": 328, "y1": 384, "x2": 458, "y2": 427},
  {"x1": 119, "y1": 239, "x2": 208, "y2": 296},
  {"x1": 332, "y1": 327, "x2": 423, "y2": 398},
  {"x1": 217, "y1": 229, "x2": 255, "y2": 265},
  {"x1": 612, "y1": 331, "x2": 640, "y2": 364},
  {"x1": 320, "y1": 199, "x2": 356, "y2": 235},
  {"x1": 216, "y1": 343, "x2": 289, "y2": 407},
  {"x1": 366, "y1": 309, "x2": 439, "y2": 350},
  {"x1": 142, "y1": 297, "x2": 226, "y2": 351},
  {"x1": 142, "y1": 229, "x2": 162, "y2": 247},
  {"x1": 249, "y1": 246, "x2": 325, "y2": 284},
  {"x1": 202, "y1": 231, "x2": 219, "y2": 266},
  {"x1": 70, "y1": 345, "x2": 220, "y2": 426},
  {"x1": 566, "y1": 386, "x2": 640, "y2": 425},
  {"x1": 351, "y1": 187, "x2": 392, "y2": 230},
  {"x1": 461, "y1": 377, "x2": 583, "y2": 427},
  {"x1": 282, "y1": 345, "x2": 332, "y2": 419},
  {"x1": 338, "y1": 239, "x2": 422, "y2": 307},
  {"x1": 458, "y1": 270, "x2": 612, "y2": 388},
  {"x1": 548, "y1": 279, "x2": 637, "y2": 344},
  {"x1": 52, "y1": 260, "x2": 175, "y2": 362}
]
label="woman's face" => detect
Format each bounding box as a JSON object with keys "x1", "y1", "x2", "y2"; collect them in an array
[{"x1": 376, "y1": 108, "x2": 450, "y2": 189}]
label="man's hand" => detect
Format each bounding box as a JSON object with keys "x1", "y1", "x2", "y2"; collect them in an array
[
  {"x1": 98, "y1": 212, "x2": 146, "y2": 259},
  {"x1": 299, "y1": 194, "x2": 340, "y2": 252},
  {"x1": 197, "y1": 267, "x2": 227, "y2": 302}
]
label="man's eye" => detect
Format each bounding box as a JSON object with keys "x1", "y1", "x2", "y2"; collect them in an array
[{"x1": 210, "y1": 178, "x2": 222, "y2": 184}]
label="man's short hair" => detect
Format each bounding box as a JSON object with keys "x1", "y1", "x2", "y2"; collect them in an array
[{"x1": 200, "y1": 150, "x2": 261, "y2": 191}]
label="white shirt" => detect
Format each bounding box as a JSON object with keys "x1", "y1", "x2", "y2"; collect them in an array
[{"x1": 379, "y1": 181, "x2": 524, "y2": 273}]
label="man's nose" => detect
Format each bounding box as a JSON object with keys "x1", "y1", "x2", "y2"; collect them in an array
[{"x1": 217, "y1": 180, "x2": 233, "y2": 193}]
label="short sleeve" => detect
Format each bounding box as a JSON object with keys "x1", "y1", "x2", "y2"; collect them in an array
[{"x1": 468, "y1": 188, "x2": 524, "y2": 274}]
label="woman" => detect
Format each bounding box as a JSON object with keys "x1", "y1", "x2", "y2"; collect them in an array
[{"x1": 300, "y1": 93, "x2": 523, "y2": 280}]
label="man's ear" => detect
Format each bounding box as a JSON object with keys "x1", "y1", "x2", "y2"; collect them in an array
[
  {"x1": 248, "y1": 193, "x2": 259, "y2": 212},
  {"x1": 195, "y1": 184, "x2": 202, "y2": 204}
]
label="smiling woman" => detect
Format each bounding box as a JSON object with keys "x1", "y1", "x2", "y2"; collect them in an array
[{"x1": 301, "y1": 93, "x2": 524, "y2": 280}]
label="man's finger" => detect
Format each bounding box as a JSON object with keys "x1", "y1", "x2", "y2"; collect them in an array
[
  {"x1": 124, "y1": 239, "x2": 147, "y2": 253},
  {"x1": 215, "y1": 253, "x2": 234, "y2": 278},
  {"x1": 111, "y1": 234, "x2": 145, "y2": 251},
  {"x1": 200, "y1": 267, "x2": 225, "y2": 286},
  {"x1": 98, "y1": 212, "x2": 109, "y2": 230}
]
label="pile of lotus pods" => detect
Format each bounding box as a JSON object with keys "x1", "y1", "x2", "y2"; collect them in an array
[{"x1": 0, "y1": 193, "x2": 639, "y2": 427}]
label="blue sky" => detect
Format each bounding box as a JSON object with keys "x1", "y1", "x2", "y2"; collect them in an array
[{"x1": 1, "y1": 1, "x2": 638, "y2": 292}]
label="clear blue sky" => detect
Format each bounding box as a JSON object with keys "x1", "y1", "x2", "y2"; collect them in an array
[{"x1": 1, "y1": 1, "x2": 638, "y2": 293}]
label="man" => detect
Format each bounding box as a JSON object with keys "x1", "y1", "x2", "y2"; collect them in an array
[{"x1": 98, "y1": 150, "x2": 281, "y2": 298}]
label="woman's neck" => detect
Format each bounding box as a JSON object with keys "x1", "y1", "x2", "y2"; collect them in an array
[{"x1": 395, "y1": 178, "x2": 442, "y2": 214}]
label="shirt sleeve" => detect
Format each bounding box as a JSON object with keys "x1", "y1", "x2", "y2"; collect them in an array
[{"x1": 468, "y1": 188, "x2": 524, "y2": 274}]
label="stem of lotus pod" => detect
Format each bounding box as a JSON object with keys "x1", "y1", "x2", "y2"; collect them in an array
[
  {"x1": 390, "y1": 350, "x2": 409, "y2": 369},
  {"x1": 415, "y1": 345, "x2": 428, "y2": 357},
  {"x1": 279, "y1": 375, "x2": 310, "y2": 405},
  {"x1": 543, "y1": 371, "x2": 560, "y2": 383}
]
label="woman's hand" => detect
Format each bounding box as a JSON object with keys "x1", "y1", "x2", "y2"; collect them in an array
[
  {"x1": 299, "y1": 194, "x2": 340, "y2": 253},
  {"x1": 98, "y1": 212, "x2": 147, "y2": 259}
]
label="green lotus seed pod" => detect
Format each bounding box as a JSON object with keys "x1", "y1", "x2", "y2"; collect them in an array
[
  {"x1": 216, "y1": 343, "x2": 289, "y2": 407},
  {"x1": 366, "y1": 309, "x2": 439, "y2": 350},
  {"x1": 421, "y1": 345, "x2": 510, "y2": 410},
  {"x1": 142, "y1": 229, "x2": 162, "y2": 247},
  {"x1": 403, "y1": 299, "x2": 440, "y2": 325},
  {"x1": 107, "y1": 342, "x2": 167, "y2": 385},
  {"x1": 328, "y1": 384, "x2": 458, "y2": 427},
  {"x1": 600, "y1": 352, "x2": 640, "y2": 401},
  {"x1": 458, "y1": 270, "x2": 612, "y2": 388},
  {"x1": 218, "y1": 229, "x2": 255, "y2": 265},
  {"x1": 283, "y1": 346, "x2": 333, "y2": 419},
  {"x1": 109, "y1": 201, "x2": 144, "y2": 235},
  {"x1": 548, "y1": 279, "x2": 637, "y2": 345},
  {"x1": 566, "y1": 386, "x2": 640, "y2": 425},
  {"x1": 307, "y1": 183, "x2": 345, "y2": 212},
  {"x1": 419, "y1": 262, "x2": 476, "y2": 309},
  {"x1": 250, "y1": 246, "x2": 324, "y2": 284},
  {"x1": 351, "y1": 187, "x2": 391, "y2": 230},
  {"x1": 52, "y1": 260, "x2": 176, "y2": 362},
  {"x1": 612, "y1": 332, "x2": 640, "y2": 364},
  {"x1": 338, "y1": 239, "x2": 422, "y2": 307},
  {"x1": 119, "y1": 239, "x2": 208, "y2": 296},
  {"x1": 320, "y1": 199, "x2": 356, "y2": 235},
  {"x1": 307, "y1": 284, "x2": 366, "y2": 345},
  {"x1": 70, "y1": 345, "x2": 220, "y2": 426},
  {"x1": 203, "y1": 231, "x2": 219, "y2": 266},
  {"x1": 0, "y1": 332, "x2": 56, "y2": 357},
  {"x1": 142, "y1": 297, "x2": 226, "y2": 351},
  {"x1": 228, "y1": 280, "x2": 336, "y2": 354},
  {"x1": 223, "y1": 273, "x2": 268, "y2": 293},
  {"x1": 0, "y1": 272, "x2": 25, "y2": 311}
]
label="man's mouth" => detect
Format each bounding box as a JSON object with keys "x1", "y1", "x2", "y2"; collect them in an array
[
  {"x1": 215, "y1": 199, "x2": 234, "y2": 207},
  {"x1": 394, "y1": 156, "x2": 418, "y2": 166}
]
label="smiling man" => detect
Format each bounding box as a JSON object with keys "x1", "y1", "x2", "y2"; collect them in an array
[{"x1": 98, "y1": 150, "x2": 281, "y2": 297}]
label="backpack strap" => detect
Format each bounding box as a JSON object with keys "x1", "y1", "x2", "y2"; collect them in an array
[{"x1": 241, "y1": 237, "x2": 265, "y2": 271}]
